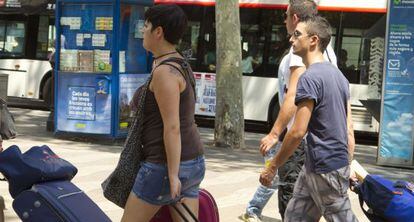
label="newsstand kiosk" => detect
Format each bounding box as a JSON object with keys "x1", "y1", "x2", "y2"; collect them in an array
[{"x1": 54, "y1": 0, "x2": 153, "y2": 138}]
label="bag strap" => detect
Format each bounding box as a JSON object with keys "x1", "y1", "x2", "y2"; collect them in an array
[{"x1": 154, "y1": 57, "x2": 196, "y2": 101}]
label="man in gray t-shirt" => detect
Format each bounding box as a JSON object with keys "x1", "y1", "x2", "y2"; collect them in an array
[{"x1": 260, "y1": 16, "x2": 357, "y2": 221}]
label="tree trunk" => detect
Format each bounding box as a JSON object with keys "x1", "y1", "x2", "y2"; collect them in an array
[{"x1": 214, "y1": 0, "x2": 245, "y2": 149}]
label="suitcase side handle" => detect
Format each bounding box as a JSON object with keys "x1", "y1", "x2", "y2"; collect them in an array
[{"x1": 171, "y1": 202, "x2": 199, "y2": 222}]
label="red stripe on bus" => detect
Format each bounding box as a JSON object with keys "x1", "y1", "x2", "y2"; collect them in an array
[
  {"x1": 155, "y1": 0, "x2": 215, "y2": 6},
  {"x1": 318, "y1": 6, "x2": 386, "y2": 13},
  {"x1": 155, "y1": 0, "x2": 386, "y2": 13}
]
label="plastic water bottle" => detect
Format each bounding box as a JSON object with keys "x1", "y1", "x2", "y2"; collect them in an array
[{"x1": 264, "y1": 148, "x2": 279, "y2": 189}]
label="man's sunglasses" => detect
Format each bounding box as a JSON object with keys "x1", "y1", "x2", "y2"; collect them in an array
[{"x1": 291, "y1": 30, "x2": 313, "y2": 39}]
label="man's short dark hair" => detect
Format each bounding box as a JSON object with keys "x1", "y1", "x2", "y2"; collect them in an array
[
  {"x1": 144, "y1": 4, "x2": 187, "y2": 45},
  {"x1": 303, "y1": 16, "x2": 332, "y2": 52},
  {"x1": 289, "y1": 0, "x2": 318, "y2": 21}
]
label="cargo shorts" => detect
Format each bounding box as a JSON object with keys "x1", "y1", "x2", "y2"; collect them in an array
[{"x1": 284, "y1": 165, "x2": 358, "y2": 222}]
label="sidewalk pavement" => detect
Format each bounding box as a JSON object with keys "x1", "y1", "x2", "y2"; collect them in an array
[{"x1": 1, "y1": 108, "x2": 413, "y2": 222}]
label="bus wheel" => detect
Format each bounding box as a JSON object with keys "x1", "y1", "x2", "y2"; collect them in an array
[
  {"x1": 42, "y1": 77, "x2": 53, "y2": 108},
  {"x1": 268, "y1": 96, "x2": 280, "y2": 128}
]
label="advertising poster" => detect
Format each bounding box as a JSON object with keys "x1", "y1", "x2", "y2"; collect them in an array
[
  {"x1": 379, "y1": 0, "x2": 414, "y2": 166},
  {"x1": 57, "y1": 74, "x2": 112, "y2": 134},
  {"x1": 118, "y1": 74, "x2": 149, "y2": 130},
  {"x1": 194, "y1": 72, "x2": 216, "y2": 116}
]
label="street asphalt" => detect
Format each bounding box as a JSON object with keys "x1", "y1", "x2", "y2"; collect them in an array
[{"x1": 1, "y1": 108, "x2": 413, "y2": 222}]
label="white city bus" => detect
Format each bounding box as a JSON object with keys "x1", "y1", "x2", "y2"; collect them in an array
[
  {"x1": 156, "y1": 0, "x2": 387, "y2": 133},
  {"x1": 0, "y1": 6, "x2": 55, "y2": 105}
]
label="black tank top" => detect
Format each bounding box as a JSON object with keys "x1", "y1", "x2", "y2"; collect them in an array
[{"x1": 142, "y1": 58, "x2": 204, "y2": 163}]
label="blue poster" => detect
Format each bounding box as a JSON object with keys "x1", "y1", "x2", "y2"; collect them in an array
[
  {"x1": 379, "y1": 0, "x2": 414, "y2": 166},
  {"x1": 57, "y1": 73, "x2": 112, "y2": 134}
]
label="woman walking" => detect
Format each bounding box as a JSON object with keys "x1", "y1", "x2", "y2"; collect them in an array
[{"x1": 121, "y1": 4, "x2": 205, "y2": 222}]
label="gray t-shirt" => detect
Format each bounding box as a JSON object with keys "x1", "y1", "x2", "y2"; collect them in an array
[{"x1": 295, "y1": 62, "x2": 350, "y2": 174}]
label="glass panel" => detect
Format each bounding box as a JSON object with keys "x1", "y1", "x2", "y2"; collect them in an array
[
  {"x1": 4, "y1": 21, "x2": 25, "y2": 55},
  {"x1": 59, "y1": 3, "x2": 113, "y2": 72},
  {"x1": 36, "y1": 16, "x2": 50, "y2": 59},
  {"x1": 119, "y1": 4, "x2": 147, "y2": 74}
]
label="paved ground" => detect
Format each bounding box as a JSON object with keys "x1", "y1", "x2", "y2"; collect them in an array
[{"x1": 1, "y1": 108, "x2": 413, "y2": 222}]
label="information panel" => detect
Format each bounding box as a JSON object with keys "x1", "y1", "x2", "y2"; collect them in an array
[{"x1": 378, "y1": 0, "x2": 414, "y2": 166}]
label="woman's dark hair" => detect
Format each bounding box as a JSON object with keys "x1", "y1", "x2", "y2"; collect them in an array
[{"x1": 144, "y1": 4, "x2": 188, "y2": 45}]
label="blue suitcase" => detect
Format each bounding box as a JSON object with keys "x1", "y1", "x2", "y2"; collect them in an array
[{"x1": 12, "y1": 180, "x2": 111, "y2": 222}]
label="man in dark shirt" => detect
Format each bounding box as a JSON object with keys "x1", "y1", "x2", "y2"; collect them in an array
[{"x1": 260, "y1": 16, "x2": 357, "y2": 221}]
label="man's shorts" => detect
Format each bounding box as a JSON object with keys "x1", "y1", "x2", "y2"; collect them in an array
[{"x1": 132, "y1": 155, "x2": 205, "y2": 205}]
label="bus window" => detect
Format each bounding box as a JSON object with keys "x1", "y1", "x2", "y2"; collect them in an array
[
  {"x1": 3, "y1": 21, "x2": 26, "y2": 56},
  {"x1": 334, "y1": 12, "x2": 384, "y2": 84},
  {"x1": 267, "y1": 24, "x2": 289, "y2": 71},
  {"x1": 240, "y1": 9, "x2": 288, "y2": 77},
  {"x1": 48, "y1": 23, "x2": 56, "y2": 60},
  {"x1": 36, "y1": 16, "x2": 50, "y2": 59},
  {"x1": 0, "y1": 21, "x2": 5, "y2": 52},
  {"x1": 177, "y1": 21, "x2": 200, "y2": 67},
  {"x1": 330, "y1": 28, "x2": 337, "y2": 51},
  {"x1": 176, "y1": 5, "x2": 214, "y2": 72},
  {"x1": 340, "y1": 28, "x2": 363, "y2": 83}
]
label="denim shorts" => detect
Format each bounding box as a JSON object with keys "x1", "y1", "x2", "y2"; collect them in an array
[{"x1": 132, "y1": 155, "x2": 205, "y2": 205}]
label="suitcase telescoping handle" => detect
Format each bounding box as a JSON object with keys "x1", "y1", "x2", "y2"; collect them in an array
[{"x1": 171, "y1": 202, "x2": 199, "y2": 222}]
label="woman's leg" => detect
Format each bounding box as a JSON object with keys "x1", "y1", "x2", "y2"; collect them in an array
[
  {"x1": 169, "y1": 198, "x2": 199, "y2": 222},
  {"x1": 121, "y1": 193, "x2": 161, "y2": 222}
]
